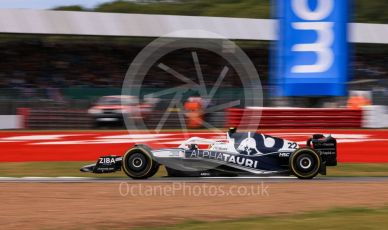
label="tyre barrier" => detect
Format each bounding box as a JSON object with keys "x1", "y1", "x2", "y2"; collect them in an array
[{"x1": 227, "y1": 107, "x2": 363, "y2": 129}]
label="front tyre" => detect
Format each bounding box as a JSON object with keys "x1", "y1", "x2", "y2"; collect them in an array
[
  {"x1": 122, "y1": 147, "x2": 159, "y2": 179},
  {"x1": 289, "y1": 148, "x2": 321, "y2": 179}
]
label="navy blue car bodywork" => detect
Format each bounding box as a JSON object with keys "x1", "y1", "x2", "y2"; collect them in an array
[{"x1": 81, "y1": 131, "x2": 337, "y2": 179}]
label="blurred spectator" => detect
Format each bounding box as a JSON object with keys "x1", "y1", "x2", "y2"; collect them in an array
[
  {"x1": 347, "y1": 91, "x2": 372, "y2": 109},
  {"x1": 184, "y1": 96, "x2": 204, "y2": 128}
]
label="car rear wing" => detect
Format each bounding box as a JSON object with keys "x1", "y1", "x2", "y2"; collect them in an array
[{"x1": 307, "y1": 134, "x2": 337, "y2": 166}]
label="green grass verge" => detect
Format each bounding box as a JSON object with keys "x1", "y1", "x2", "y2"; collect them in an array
[
  {"x1": 0, "y1": 162, "x2": 387, "y2": 177},
  {"x1": 133, "y1": 206, "x2": 388, "y2": 230},
  {"x1": 326, "y1": 163, "x2": 388, "y2": 177}
]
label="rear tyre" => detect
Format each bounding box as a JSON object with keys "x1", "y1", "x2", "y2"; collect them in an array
[
  {"x1": 122, "y1": 147, "x2": 159, "y2": 179},
  {"x1": 289, "y1": 148, "x2": 321, "y2": 179}
]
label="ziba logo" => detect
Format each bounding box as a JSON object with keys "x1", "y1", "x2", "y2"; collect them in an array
[{"x1": 99, "y1": 157, "x2": 115, "y2": 164}]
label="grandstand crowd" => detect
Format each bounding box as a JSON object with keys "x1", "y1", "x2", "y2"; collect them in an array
[{"x1": 0, "y1": 37, "x2": 386, "y2": 102}]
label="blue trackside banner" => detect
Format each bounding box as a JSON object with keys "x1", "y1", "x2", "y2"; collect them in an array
[{"x1": 273, "y1": 0, "x2": 349, "y2": 96}]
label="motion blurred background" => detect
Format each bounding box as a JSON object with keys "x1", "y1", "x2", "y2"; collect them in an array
[
  {"x1": 0, "y1": 0, "x2": 387, "y2": 130},
  {"x1": 2, "y1": 3, "x2": 388, "y2": 230}
]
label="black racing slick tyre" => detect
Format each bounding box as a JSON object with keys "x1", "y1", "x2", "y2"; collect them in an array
[
  {"x1": 122, "y1": 146, "x2": 159, "y2": 179},
  {"x1": 289, "y1": 148, "x2": 321, "y2": 179}
]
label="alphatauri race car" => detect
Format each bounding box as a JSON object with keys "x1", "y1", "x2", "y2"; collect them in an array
[{"x1": 81, "y1": 128, "x2": 337, "y2": 179}]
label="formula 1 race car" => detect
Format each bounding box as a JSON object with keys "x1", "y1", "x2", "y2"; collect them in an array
[{"x1": 80, "y1": 128, "x2": 337, "y2": 179}]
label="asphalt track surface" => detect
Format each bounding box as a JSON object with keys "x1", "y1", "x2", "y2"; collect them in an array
[
  {"x1": 1, "y1": 176, "x2": 388, "y2": 183},
  {"x1": 3, "y1": 176, "x2": 388, "y2": 229}
]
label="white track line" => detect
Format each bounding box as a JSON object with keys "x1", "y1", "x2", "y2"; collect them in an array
[
  {"x1": 0, "y1": 177, "x2": 95, "y2": 181},
  {"x1": 204, "y1": 176, "x2": 295, "y2": 179},
  {"x1": 0, "y1": 176, "x2": 293, "y2": 180},
  {"x1": 1, "y1": 177, "x2": 388, "y2": 183}
]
